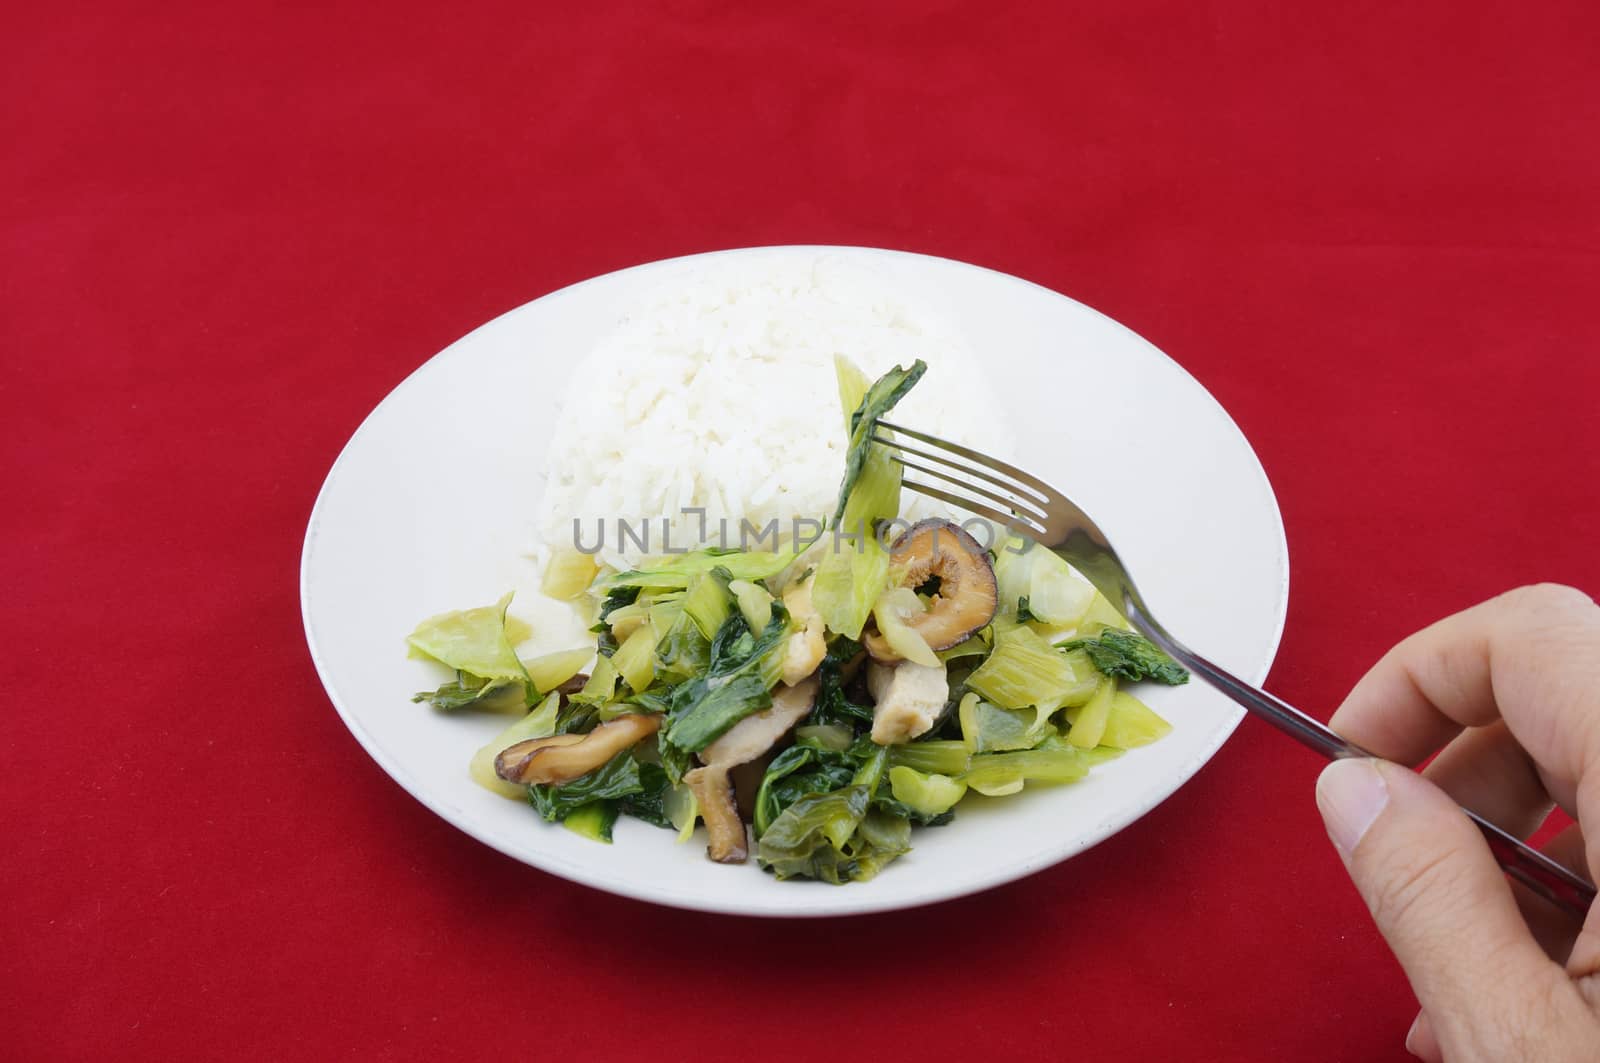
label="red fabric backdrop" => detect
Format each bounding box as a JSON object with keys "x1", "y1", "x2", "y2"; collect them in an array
[{"x1": 6, "y1": 3, "x2": 1599, "y2": 1060}]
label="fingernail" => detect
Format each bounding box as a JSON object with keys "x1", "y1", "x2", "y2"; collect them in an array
[
  {"x1": 1404, "y1": 1012, "x2": 1426, "y2": 1057},
  {"x1": 1316, "y1": 758, "x2": 1389, "y2": 857}
]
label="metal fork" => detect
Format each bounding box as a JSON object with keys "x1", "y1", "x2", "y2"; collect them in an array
[{"x1": 874, "y1": 418, "x2": 1596, "y2": 918}]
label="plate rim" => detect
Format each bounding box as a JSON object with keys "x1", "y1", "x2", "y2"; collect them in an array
[{"x1": 301, "y1": 244, "x2": 1290, "y2": 917}]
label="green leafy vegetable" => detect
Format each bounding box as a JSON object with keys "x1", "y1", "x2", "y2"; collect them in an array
[
  {"x1": 1064, "y1": 689, "x2": 1173, "y2": 750},
  {"x1": 407, "y1": 594, "x2": 531, "y2": 711},
  {"x1": 610, "y1": 624, "x2": 656, "y2": 694},
  {"x1": 653, "y1": 606, "x2": 712, "y2": 683},
  {"x1": 662, "y1": 779, "x2": 699, "y2": 841},
  {"x1": 960, "y1": 745, "x2": 1092, "y2": 796},
  {"x1": 808, "y1": 638, "x2": 874, "y2": 728},
  {"x1": 810, "y1": 511, "x2": 894, "y2": 641},
  {"x1": 597, "y1": 585, "x2": 642, "y2": 623},
  {"x1": 756, "y1": 789, "x2": 911, "y2": 884},
  {"x1": 833, "y1": 359, "x2": 927, "y2": 522},
  {"x1": 1065, "y1": 677, "x2": 1115, "y2": 749},
  {"x1": 967, "y1": 621, "x2": 1098, "y2": 715},
  {"x1": 752, "y1": 733, "x2": 881, "y2": 837},
  {"x1": 542, "y1": 549, "x2": 600, "y2": 601},
  {"x1": 468, "y1": 691, "x2": 563, "y2": 798},
  {"x1": 871, "y1": 587, "x2": 940, "y2": 667},
  {"x1": 411, "y1": 674, "x2": 526, "y2": 714},
  {"x1": 407, "y1": 592, "x2": 528, "y2": 683},
  {"x1": 811, "y1": 358, "x2": 923, "y2": 639},
  {"x1": 793, "y1": 722, "x2": 854, "y2": 752},
  {"x1": 1076, "y1": 591, "x2": 1132, "y2": 636},
  {"x1": 754, "y1": 739, "x2": 902, "y2": 882},
  {"x1": 994, "y1": 541, "x2": 1096, "y2": 627},
  {"x1": 757, "y1": 786, "x2": 867, "y2": 880},
  {"x1": 661, "y1": 605, "x2": 791, "y2": 753},
  {"x1": 562, "y1": 802, "x2": 619, "y2": 843},
  {"x1": 617, "y1": 762, "x2": 674, "y2": 829},
  {"x1": 655, "y1": 725, "x2": 694, "y2": 784},
  {"x1": 521, "y1": 648, "x2": 593, "y2": 696},
  {"x1": 569, "y1": 655, "x2": 620, "y2": 707},
  {"x1": 886, "y1": 740, "x2": 972, "y2": 776},
  {"x1": 625, "y1": 687, "x2": 674, "y2": 715},
  {"x1": 682, "y1": 567, "x2": 734, "y2": 640},
  {"x1": 601, "y1": 549, "x2": 795, "y2": 591},
  {"x1": 957, "y1": 691, "x2": 1044, "y2": 752},
  {"x1": 554, "y1": 699, "x2": 602, "y2": 736},
  {"x1": 936, "y1": 633, "x2": 991, "y2": 663},
  {"x1": 1056, "y1": 629, "x2": 1190, "y2": 685},
  {"x1": 666, "y1": 673, "x2": 771, "y2": 753},
  {"x1": 528, "y1": 751, "x2": 646, "y2": 822},
  {"x1": 887, "y1": 765, "x2": 966, "y2": 820},
  {"x1": 728, "y1": 578, "x2": 775, "y2": 633}
]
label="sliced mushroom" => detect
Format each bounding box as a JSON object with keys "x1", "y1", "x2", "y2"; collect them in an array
[
  {"x1": 687, "y1": 677, "x2": 819, "y2": 863},
  {"x1": 867, "y1": 659, "x2": 949, "y2": 745},
  {"x1": 780, "y1": 575, "x2": 827, "y2": 686},
  {"x1": 863, "y1": 519, "x2": 997, "y2": 662},
  {"x1": 703, "y1": 677, "x2": 819, "y2": 767},
  {"x1": 685, "y1": 766, "x2": 746, "y2": 863},
  {"x1": 493, "y1": 712, "x2": 661, "y2": 786}
]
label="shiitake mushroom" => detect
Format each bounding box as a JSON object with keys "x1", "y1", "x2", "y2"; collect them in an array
[
  {"x1": 863, "y1": 519, "x2": 998, "y2": 662},
  {"x1": 493, "y1": 713, "x2": 661, "y2": 786}
]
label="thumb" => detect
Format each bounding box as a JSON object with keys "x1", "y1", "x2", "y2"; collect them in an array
[{"x1": 1316, "y1": 758, "x2": 1558, "y2": 1042}]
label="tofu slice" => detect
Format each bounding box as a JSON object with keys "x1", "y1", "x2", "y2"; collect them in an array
[{"x1": 867, "y1": 659, "x2": 949, "y2": 745}]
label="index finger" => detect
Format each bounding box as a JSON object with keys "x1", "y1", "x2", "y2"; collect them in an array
[{"x1": 1329, "y1": 583, "x2": 1600, "y2": 795}]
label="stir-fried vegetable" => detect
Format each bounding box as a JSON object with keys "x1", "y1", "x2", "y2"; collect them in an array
[
  {"x1": 469, "y1": 692, "x2": 563, "y2": 799},
  {"x1": 832, "y1": 358, "x2": 926, "y2": 523},
  {"x1": 601, "y1": 548, "x2": 795, "y2": 591},
  {"x1": 405, "y1": 359, "x2": 1182, "y2": 884},
  {"x1": 967, "y1": 620, "x2": 1098, "y2": 717},
  {"x1": 661, "y1": 605, "x2": 791, "y2": 752},
  {"x1": 811, "y1": 356, "x2": 915, "y2": 640},
  {"x1": 994, "y1": 539, "x2": 1096, "y2": 628},
  {"x1": 407, "y1": 592, "x2": 528, "y2": 682},
  {"x1": 1058, "y1": 628, "x2": 1190, "y2": 685},
  {"x1": 408, "y1": 593, "x2": 533, "y2": 712}
]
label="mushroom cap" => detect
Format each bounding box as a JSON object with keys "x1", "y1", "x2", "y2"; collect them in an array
[{"x1": 864, "y1": 519, "x2": 998, "y2": 660}]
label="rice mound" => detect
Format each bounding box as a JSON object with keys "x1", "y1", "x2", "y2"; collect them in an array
[{"x1": 536, "y1": 253, "x2": 1016, "y2": 570}]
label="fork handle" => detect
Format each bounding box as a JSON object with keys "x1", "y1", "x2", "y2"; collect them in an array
[{"x1": 1123, "y1": 601, "x2": 1596, "y2": 920}]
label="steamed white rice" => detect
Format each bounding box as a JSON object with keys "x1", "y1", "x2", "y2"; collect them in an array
[{"x1": 536, "y1": 254, "x2": 1015, "y2": 571}]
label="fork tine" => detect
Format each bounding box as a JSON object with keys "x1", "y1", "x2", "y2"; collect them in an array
[
  {"x1": 890, "y1": 454, "x2": 1051, "y2": 526},
  {"x1": 898, "y1": 478, "x2": 1048, "y2": 540},
  {"x1": 872, "y1": 432, "x2": 1050, "y2": 506},
  {"x1": 877, "y1": 418, "x2": 1056, "y2": 501}
]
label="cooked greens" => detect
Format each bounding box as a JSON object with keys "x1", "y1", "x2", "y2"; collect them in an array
[
  {"x1": 662, "y1": 604, "x2": 791, "y2": 752},
  {"x1": 407, "y1": 592, "x2": 528, "y2": 684},
  {"x1": 1057, "y1": 628, "x2": 1190, "y2": 686},
  {"x1": 405, "y1": 359, "x2": 1182, "y2": 885},
  {"x1": 832, "y1": 358, "x2": 926, "y2": 523},
  {"x1": 529, "y1": 750, "x2": 647, "y2": 822},
  {"x1": 811, "y1": 357, "x2": 912, "y2": 640},
  {"x1": 411, "y1": 674, "x2": 526, "y2": 713},
  {"x1": 407, "y1": 593, "x2": 533, "y2": 711}
]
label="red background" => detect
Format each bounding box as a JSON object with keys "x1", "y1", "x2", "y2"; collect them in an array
[{"x1": 6, "y1": 3, "x2": 1599, "y2": 1060}]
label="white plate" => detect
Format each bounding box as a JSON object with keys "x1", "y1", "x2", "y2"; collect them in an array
[{"x1": 301, "y1": 246, "x2": 1289, "y2": 918}]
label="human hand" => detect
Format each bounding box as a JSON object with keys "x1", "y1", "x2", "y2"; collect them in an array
[{"x1": 1315, "y1": 584, "x2": 1600, "y2": 1062}]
